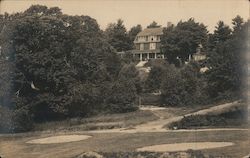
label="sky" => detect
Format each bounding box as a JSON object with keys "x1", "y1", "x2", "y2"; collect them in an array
[{"x1": 0, "y1": 0, "x2": 249, "y2": 32}]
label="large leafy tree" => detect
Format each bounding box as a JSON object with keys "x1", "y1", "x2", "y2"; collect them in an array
[
  {"x1": 161, "y1": 18, "x2": 208, "y2": 65},
  {"x1": 0, "y1": 5, "x2": 137, "y2": 132},
  {"x1": 11, "y1": 12, "x2": 76, "y2": 121}
]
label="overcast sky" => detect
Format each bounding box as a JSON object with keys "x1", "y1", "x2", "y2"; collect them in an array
[{"x1": 0, "y1": 0, "x2": 249, "y2": 32}]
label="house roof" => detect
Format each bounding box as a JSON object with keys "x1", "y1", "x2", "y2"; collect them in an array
[{"x1": 137, "y1": 27, "x2": 163, "y2": 37}]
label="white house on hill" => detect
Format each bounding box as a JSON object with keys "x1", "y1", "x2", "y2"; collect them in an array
[{"x1": 132, "y1": 27, "x2": 165, "y2": 61}]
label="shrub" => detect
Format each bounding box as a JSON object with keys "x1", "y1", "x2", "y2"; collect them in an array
[
  {"x1": 160, "y1": 64, "x2": 184, "y2": 106},
  {"x1": 168, "y1": 106, "x2": 248, "y2": 129},
  {"x1": 144, "y1": 60, "x2": 169, "y2": 93},
  {"x1": 160, "y1": 63, "x2": 209, "y2": 106},
  {"x1": 169, "y1": 115, "x2": 227, "y2": 129},
  {"x1": 105, "y1": 78, "x2": 138, "y2": 113},
  {"x1": 118, "y1": 63, "x2": 142, "y2": 93}
]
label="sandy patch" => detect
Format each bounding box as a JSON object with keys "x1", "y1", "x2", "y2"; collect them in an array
[
  {"x1": 140, "y1": 106, "x2": 167, "y2": 111},
  {"x1": 26, "y1": 135, "x2": 91, "y2": 144},
  {"x1": 137, "y1": 142, "x2": 234, "y2": 152}
]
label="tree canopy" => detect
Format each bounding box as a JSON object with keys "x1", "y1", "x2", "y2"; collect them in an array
[
  {"x1": 0, "y1": 5, "x2": 138, "y2": 132},
  {"x1": 147, "y1": 21, "x2": 161, "y2": 28},
  {"x1": 205, "y1": 16, "x2": 248, "y2": 99},
  {"x1": 128, "y1": 24, "x2": 142, "y2": 49},
  {"x1": 105, "y1": 19, "x2": 131, "y2": 52},
  {"x1": 161, "y1": 18, "x2": 208, "y2": 65}
]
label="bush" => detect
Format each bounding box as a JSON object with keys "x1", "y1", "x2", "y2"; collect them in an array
[
  {"x1": 168, "y1": 106, "x2": 248, "y2": 129},
  {"x1": 144, "y1": 59, "x2": 169, "y2": 93},
  {"x1": 105, "y1": 79, "x2": 138, "y2": 113},
  {"x1": 160, "y1": 63, "x2": 209, "y2": 106},
  {"x1": 118, "y1": 63, "x2": 142, "y2": 93},
  {"x1": 160, "y1": 64, "x2": 184, "y2": 106},
  {"x1": 169, "y1": 115, "x2": 227, "y2": 129}
]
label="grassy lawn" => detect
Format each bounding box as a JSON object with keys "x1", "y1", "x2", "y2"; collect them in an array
[
  {"x1": 33, "y1": 110, "x2": 158, "y2": 132},
  {"x1": 1, "y1": 102, "x2": 248, "y2": 158},
  {"x1": 0, "y1": 130, "x2": 249, "y2": 158}
]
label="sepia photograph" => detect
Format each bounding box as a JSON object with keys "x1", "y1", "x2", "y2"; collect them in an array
[{"x1": 0, "y1": 0, "x2": 249, "y2": 157}]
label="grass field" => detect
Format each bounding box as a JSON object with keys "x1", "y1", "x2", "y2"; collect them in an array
[
  {"x1": 0, "y1": 129, "x2": 249, "y2": 158},
  {"x1": 0, "y1": 102, "x2": 249, "y2": 158}
]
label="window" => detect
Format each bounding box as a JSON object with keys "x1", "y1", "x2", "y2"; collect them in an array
[
  {"x1": 140, "y1": 43, "x2": 144, "y2": 50},
  {"x1": 135, "y1": 44, "x2": 140, "y2": 50},
  {"x1": 149, "y1": 43, "x2": 156, "y2": 50},
  {"x1": 144, "y1": 43, "x2": 149, "y2": 50}
]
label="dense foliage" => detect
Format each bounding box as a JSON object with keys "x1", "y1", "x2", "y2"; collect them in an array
[
  {"x1": 205, "y1": 16, "x2": 248, "y2": 100},
  {"x1": 161, "y1": 18, "x2": 208, "y2": 65},
  {"x1": 0, "y1": 5, "x2": 247, "y2": 132},
  {"x1": 0, "y1": 5, "x2": 138, "y2": 132},
  {"x1": 160, "y1": 62, "x2": 207, "y2": 106},
  {"x1": 105, "y1": 19, "x2": 131, "y2": 52},
  {"x1": 145, "y1": 17, "x2": 247, "y2": 106}
]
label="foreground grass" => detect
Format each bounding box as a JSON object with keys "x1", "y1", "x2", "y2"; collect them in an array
[{"x1": 1, "y1": 130, "x2": 248, "y2": 158}]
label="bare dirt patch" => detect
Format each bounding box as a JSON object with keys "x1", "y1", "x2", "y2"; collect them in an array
[
  {"x1": 136, "y1": 142, "x2": 234, "y2": 152},
  {"x1": 26, "y1": 135, "x2": 91, "y2": 144}
]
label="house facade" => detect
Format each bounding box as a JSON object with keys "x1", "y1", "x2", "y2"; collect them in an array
[
  {"x1": 193, "y1": 44, "x2": 206, "y2": 61},
  {"x1": 132, "y1": 27, "x2": 165, "y2": 61}
]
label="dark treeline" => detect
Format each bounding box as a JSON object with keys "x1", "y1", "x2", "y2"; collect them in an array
[{"x1": 0, "y1": 5, "x2": 248, "y2": 133}]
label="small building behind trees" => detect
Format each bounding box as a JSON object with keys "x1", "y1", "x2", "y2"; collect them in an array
[{"x1": 193, "y1": 44, "x2": 206, "y2": 62}]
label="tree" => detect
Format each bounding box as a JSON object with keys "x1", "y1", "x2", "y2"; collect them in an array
[
  {"x1": 128, "y1": 24, "x2": 142, "y2": 49},
  {"x1": 207, "y1": 21, "x2": 231, "y2": 51},
  {"x1": 160, "y1": 65, "x2": 184, "y2": 106},
  {"x1": 11, "y1": 13, "x2": 76, "y2": 121},
  {"x1": 161, "y1": 18, "x2": 208, "y2": 65},
  {"x1": 24, "y1": 5, "x2": 62, "y2": 16},
  {"x1": 0, "y1": 5, "x2": 140, "y2": 133},
  {"x1": 145, "y1": 63, "x2": 167, "y2": 92},
  {"x1": 205, "y1": 16, "x2": 247, "y2": 99},
  {"x1": 118, "y1": 63, "x2": 141, "y2": 93},
  {"x1": 147, "y1": 21, "x2": 160, "y2": 28},
  {"x1": 160, "y1": 62, "x2": 204, "y2": 106},
  {"x1": 105, "y1": 78, "x2": 138, "y2": 113},
  {"x1": 232, "y1": 15, "x2": 244, "y2": 33},
  {"x1": 105, "y1": 19, "x2": 131, "y2": 52}
]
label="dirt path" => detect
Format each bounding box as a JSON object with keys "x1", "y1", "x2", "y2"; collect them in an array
[{"x1": 86, "y1": 101, "x2": 247, "y2": 133}]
